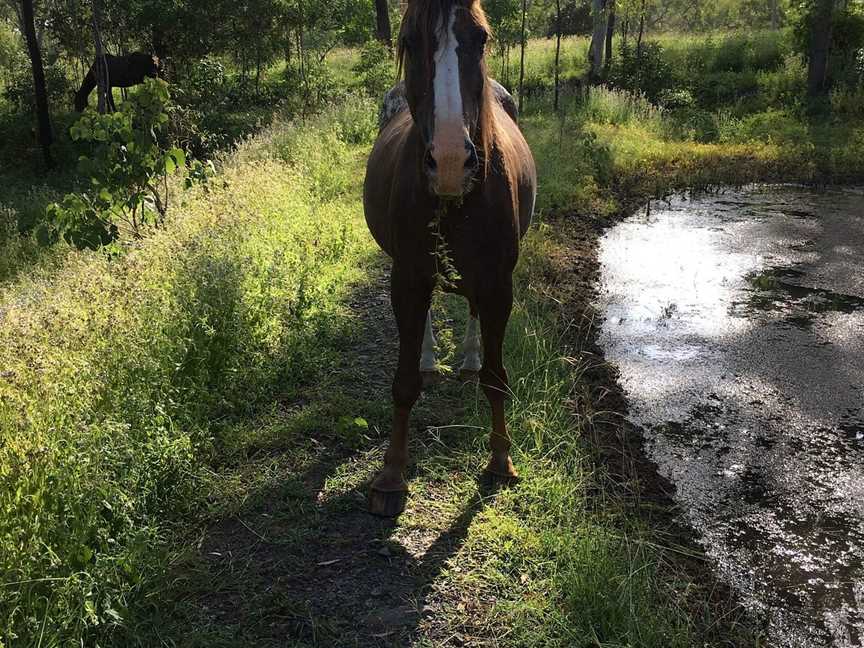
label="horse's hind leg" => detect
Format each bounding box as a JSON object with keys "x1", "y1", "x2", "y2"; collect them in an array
[
  {"x1": 478, "y1": 280, "x2": 518, "y2": 482},
  {"x1": 460, "y1": 302, "x2": 482, "y2": 379},
  {"x1": 369, "y1": 267, "x2": 431, "y2": 517},
  {"x1": 419, "y1": 310, "x2": 441, "y2": 388}
]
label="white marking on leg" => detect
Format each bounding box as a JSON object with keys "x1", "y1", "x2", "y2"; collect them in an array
[
  {"x1": 420, "y1": 310, "x2": 438, "y2": 372},
  {"x1": 461, "y1": 315, "x2": 482, "y2": 373},
  {"x1": 432, "y1": 8, "x2": 468, "y2": 195}
]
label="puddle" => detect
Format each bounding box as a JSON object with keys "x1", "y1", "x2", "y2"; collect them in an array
[{"x1": 598, "y1": 186, "x2": 864, "y2": 647}]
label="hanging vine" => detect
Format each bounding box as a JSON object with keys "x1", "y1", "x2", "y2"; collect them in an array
[{"x1": 428, "y1": 200, "x2": 462, "y2": 291}]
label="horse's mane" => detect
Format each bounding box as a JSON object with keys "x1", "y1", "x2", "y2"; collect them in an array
[{"x1": 397, "y1": 0, "x2": 501, "y2": 177}]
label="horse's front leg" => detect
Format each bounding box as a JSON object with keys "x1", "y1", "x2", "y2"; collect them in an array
[
  {"x1": 478, "y1": 278, "x2": 518, "y2": 482},
  {"x1": 368, "y1": 265, "x2": 432, "y2": 517},
  {"x1": 460, "y1": 303, "x2": 482, "y2": 378}
]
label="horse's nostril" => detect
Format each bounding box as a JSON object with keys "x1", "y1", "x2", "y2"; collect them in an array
[{"x1": 424, "y1": 149, "x2": 437, "y2": 172}]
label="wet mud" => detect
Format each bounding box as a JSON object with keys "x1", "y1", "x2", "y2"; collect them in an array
[{"x1": 598, "y1": 186, "x2": 864, "y2": 646}]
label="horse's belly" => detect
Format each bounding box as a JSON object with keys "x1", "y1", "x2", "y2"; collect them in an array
[{"x1": 363, "y1": 112, "x2": 416, "y2": 258}]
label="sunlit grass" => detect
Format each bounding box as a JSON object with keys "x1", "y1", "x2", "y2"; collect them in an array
[{"x1": 0, "y1": 103, "x2": 379, "y2": 644}]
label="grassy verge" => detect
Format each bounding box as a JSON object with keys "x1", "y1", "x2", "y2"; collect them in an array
[
  {"x1": 523, "y1": 86, "x2": 864, "y2": 218},
  {"x1": 0, "y1": 96, "x2": 380, "y2": 645}
]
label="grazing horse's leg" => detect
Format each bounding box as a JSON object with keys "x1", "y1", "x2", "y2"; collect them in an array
[
  {"x1": 479, "y1": 280, "x2": 518, "y2": 481},
  {"x1": 369, "y1": 267, "x2": 431, "y2": 517},
  {"x1": 460, "y1": 304, "x2": 482, "y2": 377}
]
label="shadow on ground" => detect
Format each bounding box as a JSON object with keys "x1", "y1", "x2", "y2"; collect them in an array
[{"x1": 116, "y1": 257, "x2": 499, "y2": 647}]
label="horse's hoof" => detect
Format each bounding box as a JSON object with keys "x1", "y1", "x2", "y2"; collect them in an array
[
  {"x1": 421, "y1": 370, "x2": 442, "y2": 389},
  {"x1": 368, "y1": 488, "x2": 408, "y2": 517},
  {"x1": 482, "y1": 455, "x2": 519, "y2": 488},
  {"x1": 480, "y1": 469, "x2": 520, "y2": 493}
]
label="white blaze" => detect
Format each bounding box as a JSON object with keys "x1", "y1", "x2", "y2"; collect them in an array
[{"x1": 432, "y1": 8, "x2": 468, "y2": 194}]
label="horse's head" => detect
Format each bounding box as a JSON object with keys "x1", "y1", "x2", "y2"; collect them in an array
[{"x1": 399, "y1": 0, "x2": 493, "y2": 197}]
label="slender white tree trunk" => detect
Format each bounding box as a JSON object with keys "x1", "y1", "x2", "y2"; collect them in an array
[{"x1": 589, "y1": 0, "x2": 606, "y2": 81}]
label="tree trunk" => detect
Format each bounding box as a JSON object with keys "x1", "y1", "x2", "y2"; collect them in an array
[
  {"x1": 518, "y1": 0, "x2": 527, "y2": 113},
  {"x1": 554, "y1": 0, "x2": 561, "y2": 111},
  {"x1": 20, "y1": 0, "x2": 53, "y2": 168},
  {"x1": 91, "y1": 0, "x2": 109, "y2": 113},
  {"x1": 588, "y1": 0, "x2": 606, "y2": 81},
  {"x1": 636, "y1": 0, "x2": 646, "y2": 65},
  {"x1": 807, "y1": 0, "x2": 834, "y2": 97},
  {"x1": 374, "y1": 0, "x2": 392, "y2": 48},
  {"x1": 770, "y1": 0, "x2": 780, "y2": 30},
  {"x1": 604, "y1": 1, "x2": 615, "y2": 72}
]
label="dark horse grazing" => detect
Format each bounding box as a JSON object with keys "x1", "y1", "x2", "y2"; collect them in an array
[
  {"x1": 74, "y1": 53, "x2": 160, "y2": 112},
  {"x1": 363, "y1": 0, "x2": 537, "y2": 516}
]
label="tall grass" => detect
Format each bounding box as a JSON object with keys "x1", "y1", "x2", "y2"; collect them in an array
[
  {"x1": 412, "y1": 230, "x2": 711, "y2": 646},
  {"x1": 0, "y1": 101, "x2": 378, "y2": 645}
]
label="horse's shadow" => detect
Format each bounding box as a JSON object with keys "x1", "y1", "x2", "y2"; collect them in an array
[{"x1": 122, "y1": 433, "x2": 494, "y2": 647}]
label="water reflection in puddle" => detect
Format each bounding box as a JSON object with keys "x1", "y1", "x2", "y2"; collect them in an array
[{"x1": 598, "y1": 186, "x2": 864, "y2": 646}]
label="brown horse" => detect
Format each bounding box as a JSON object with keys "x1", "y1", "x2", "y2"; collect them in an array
[
  {"x1": 363, "y1": 0, "x2": 537, "y2": 516},
  {"x1": 74, "y1": 52, "x2": 161, "y2": 112}
]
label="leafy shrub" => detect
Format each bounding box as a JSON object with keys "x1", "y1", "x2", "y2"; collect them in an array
[
  {"x1": 830, "y1": 85, "x2": 864, "y2": 118},
  {"x1": 735, "y1": 108, "x2": 809, "y2": 145},
  {"x1": 662, "y1": 107, "x2": 719, "y2": 142},
  {"x1": 45, "y1": 79, "x2": 186, "y2": 249},
  {"x1": 757, "y1": 55, "x2": 807, "y2": 108},
  {"x1": 607, "y1": 42, "x2": 674, "y2": 102},
  {"x1": 182, "y1": 56, "x2": 228, "y2": 106},
  {"x1": 692, "y1": 70, "x2": 760, "y2": 108},
  {"x1": 330, "y1": 94, "x2": 379, "y2": 145},
  {"x1": 829, "y1": 9, "x2": 864, "y2": 86},
  {"x1": 352, "y1": 40, "x2": 395, "y2": 98},
  {"x1": 2, "y1": 61, "x2": 73, "y2": 112},
  {"x1": 657, "y1": 88, "x2": 696, "y2": 110}
]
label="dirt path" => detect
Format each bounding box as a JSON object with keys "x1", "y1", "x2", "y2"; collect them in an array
[{"x1": 119, "y1": 256, "x2": 504, "y2": 646}]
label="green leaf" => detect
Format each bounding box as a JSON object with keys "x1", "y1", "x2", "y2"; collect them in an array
[{"x1": 169, "y1": 148, "x2": 186, "y2": 169}]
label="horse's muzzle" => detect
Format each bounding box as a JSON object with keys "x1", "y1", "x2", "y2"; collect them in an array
[{"x1": 424, "y1": 138, "x2": 479, "y2": 197}]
